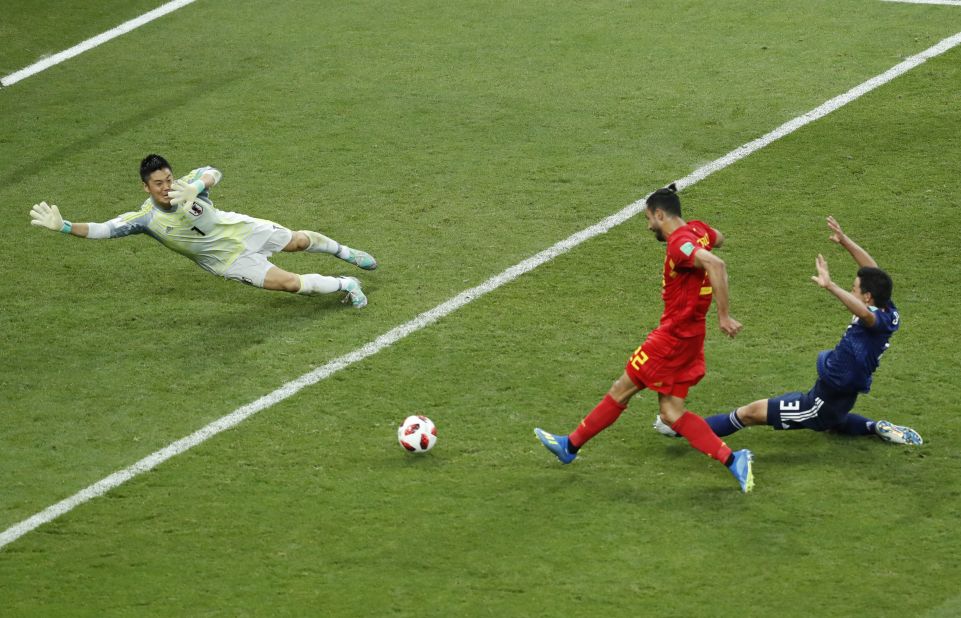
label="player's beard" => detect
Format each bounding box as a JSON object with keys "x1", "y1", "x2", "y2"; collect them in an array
[{"x1": 651, "y1": 227, "x2": 665, "y2": 242}]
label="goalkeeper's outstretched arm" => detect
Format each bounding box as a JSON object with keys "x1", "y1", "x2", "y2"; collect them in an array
[
  {"x1": 30, "y1": 201, "x2": 81, "y2": 236},
  {"x1": 30, "y1": 201, "x2": 141, "y2": 239}
]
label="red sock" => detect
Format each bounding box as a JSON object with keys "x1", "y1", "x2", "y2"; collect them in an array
[
  {"x1": 569, "y1": 395, "x2": 627, "y2": 448},
  {"x1": 671, "y1": 411, "x2": 733, "y2": 465}
]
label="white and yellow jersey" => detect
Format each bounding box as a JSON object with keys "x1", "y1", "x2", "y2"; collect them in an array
[{"x1": 101, "y1": 167, "x2": 270, "y2": 276}]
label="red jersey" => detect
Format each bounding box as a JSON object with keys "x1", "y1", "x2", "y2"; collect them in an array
[{"x1": 656, "y1": 220, "x2": 718, "y2": 339}]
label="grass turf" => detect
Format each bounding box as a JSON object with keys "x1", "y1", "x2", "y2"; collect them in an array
[{"x1": 2, "y1": 1, "x2": 961, "y2": 615}]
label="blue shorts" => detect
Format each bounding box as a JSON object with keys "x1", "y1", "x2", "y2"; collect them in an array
[{"x1": 767, "y1": 379, "x2": 859, "y2": 432}]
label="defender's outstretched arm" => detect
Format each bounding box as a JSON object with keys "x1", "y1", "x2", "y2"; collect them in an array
[
  {"x1": 827, "y1": 216, "x2": 877, "y2": 268},
  {"x1": 811, "y1": 253, "x2": 877, "y2": 327}
]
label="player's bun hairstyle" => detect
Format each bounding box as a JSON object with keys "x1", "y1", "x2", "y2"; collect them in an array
[
  {"x1": 857, "y1": 266, "x2": 893, "y2": 308},
  {"x1": 140, "y1": 154, "x2": 172, "y2": 182},
  {"x1": 645, "y1": 183, "x2": 682, "y2": 217}
]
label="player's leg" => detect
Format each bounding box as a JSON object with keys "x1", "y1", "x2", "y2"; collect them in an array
[
  {"x1": 820, "y1": 391, "x2": 921, "y2": 443},
  {"x1": 286, "y1": 230, "x2": 378, "y2": 270},
  {"x1": 534, "y1": 371, "x2": 639, "y2": 464},
  {"x1": 659, "y1": 393, "x2": 754, "y2": 492},
  {"x1": 224, "y1": 251, "x2": 367, "y2": 307},
  {"x1": 280, "y1": 268, "x2": 368, "y2": 308},
  {"x1": 659, "y1": 394, "x2": 732, "y2": 464},
  {"x1": 833, "y1": 413, "x2": 877, "y2": 436},
  {"x1": 704, "y1": 399, "x2": 768, "y2": 437},
  {"x1": 232, "y1": 225, "x2": 369, "y2": 307},
  {"x1": 835, "y1": 412, "x2": 924, "y2": 445},
  {"x1": 261, "y1": 267, "x2": 303, "y2": 292},
  {"x1": 568, "y1": 372, "x2": 639, "y2": 450},
  {"x1": 823, "y1": 389, "x2": 919, "y2": 443},
  {"x1": 764, "y1": 386, "x2": 839, "y2": 433}
]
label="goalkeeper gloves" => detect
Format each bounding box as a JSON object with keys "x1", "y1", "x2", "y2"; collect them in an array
[
  {"x1": 30, "y1": 201, "x2": 71, "y2": 233},
  {"x1": 168, "y1": 179, "x2": 206, "y2": 208}
]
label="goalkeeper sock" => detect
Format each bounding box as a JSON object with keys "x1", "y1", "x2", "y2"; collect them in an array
[
  {"x1": 297, "y1": 274, "x2": 341, "y2": 295},
  {"x1": 671, "y1": 411, "x2": 733, "y2": 465},
  {"x1": 302, "y1": 230, "x2": 342, "y2": 255}
]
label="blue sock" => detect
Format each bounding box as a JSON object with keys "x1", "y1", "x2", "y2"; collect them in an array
[
  {"x1": 705, "y1": 410, "x2": 744, "y2": 437},
  {"x1": 835, "y1": 413, "x2": 876, "y2": 436}
]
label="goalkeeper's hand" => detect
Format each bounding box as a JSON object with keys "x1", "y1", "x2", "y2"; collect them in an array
[
  {"x1": 168, "y1": 179, "x2": 205, "y2": 207},
  {"x1": 30, "y1": 201, "x2": 66, "y2": 231}
]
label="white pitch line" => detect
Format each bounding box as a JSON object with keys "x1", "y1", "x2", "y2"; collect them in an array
[
  {"x1": 3, "y1": 29, "x2": 961, "y2": 552},
  {"x1": 883, "y1": 0, "x2": 961, "y2": 6},
  {"x1": 0, "y1": 0, "x2": 198, "y2": 88}
]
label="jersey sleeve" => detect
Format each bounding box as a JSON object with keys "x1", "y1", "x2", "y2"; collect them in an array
[
  {"x1": 687, "y1": 220, "x2": 718, "y2": 248},
  {"x1": 102, "y1": 206, "x2": 152, "y2": 238},
  {"x1": 668, "y1": 222, "x2": 718, "y2": 268},
  {"x1": 667, "y1": 229, "x2": 702, "y2": 269},
  {"x1": 867, "y1": 303, "x2": 900, "y2": 334}
]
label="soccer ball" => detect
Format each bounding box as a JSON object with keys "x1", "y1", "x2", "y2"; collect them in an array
[{"x1": 397, "y1": 415, "x2": 437, "y2": 453}]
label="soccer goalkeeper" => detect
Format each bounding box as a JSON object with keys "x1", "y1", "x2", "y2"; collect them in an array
[{"x1": 29, "y1": 154, "x2": 376, "y2": 307}]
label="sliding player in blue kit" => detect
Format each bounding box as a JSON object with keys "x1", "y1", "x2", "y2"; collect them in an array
[{"x1": 657, "y1": 216, "x2": 922, "y2": 445}]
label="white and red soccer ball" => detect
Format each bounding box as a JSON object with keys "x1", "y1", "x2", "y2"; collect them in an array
[{"x1": 397, "y1": 415, "x2": 437, "y2": 453}]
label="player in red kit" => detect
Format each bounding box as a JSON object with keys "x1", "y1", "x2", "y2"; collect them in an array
[{"x1": 534, "y1": 184, "x2": 755, "y2": 492}]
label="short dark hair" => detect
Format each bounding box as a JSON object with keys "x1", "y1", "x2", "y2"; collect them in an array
[
  {"x1": 140, "y1": 154, "x2": 171, "y2": 182},
  {"x1": 646, "y1": 183, "x2": 681, "y2": 217},
  {"x1": 857, "y1": 266, "x2": 893, "y2": 307}
]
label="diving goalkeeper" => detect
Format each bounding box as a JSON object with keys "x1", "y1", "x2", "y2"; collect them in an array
[{"x1": 29, "y1": 154, "x2": 376, "y2": 307}]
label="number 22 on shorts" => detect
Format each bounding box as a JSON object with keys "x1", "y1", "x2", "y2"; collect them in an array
[{"x1": 630, "y1": 345, "x2": 649, "y2": 370}]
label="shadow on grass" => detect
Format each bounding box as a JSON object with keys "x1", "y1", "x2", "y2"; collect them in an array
[{"x1": 0, "y1": 70, "x2": 247, "y2": 191}]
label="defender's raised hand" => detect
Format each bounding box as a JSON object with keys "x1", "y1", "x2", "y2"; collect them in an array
[
  {"x1": 826, "y1": 216, "x2": 847, "y2": 245},
  {"x1": 811, "y1": 253, "x2": 833, "y2": 288}
]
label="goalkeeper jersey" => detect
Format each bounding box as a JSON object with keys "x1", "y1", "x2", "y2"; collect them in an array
[{"x1": 102, "y1": 167, "x2": 264, "y2": 275}]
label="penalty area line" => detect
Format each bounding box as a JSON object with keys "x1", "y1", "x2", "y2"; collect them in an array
[
  {"x1": 1, "y1": 0, "x2": 199, "y2": 88},
  {"x1": 3, "y1": 29, "x2": 961, "y2": 551}
]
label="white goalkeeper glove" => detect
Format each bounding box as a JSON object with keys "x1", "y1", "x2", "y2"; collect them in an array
[
  {"x1": 168, "y1": 179, "x2": 206, "y2": 208},
  {"x1": 30, "y1": 201, "x2": 71, "y2": 233}
]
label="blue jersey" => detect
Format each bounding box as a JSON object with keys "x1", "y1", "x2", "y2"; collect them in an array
[
  {"x1": 817, "y1": 301, "x2": 900, "y2": 393},
  {"x1": 97, "y1": 167, "x2": 266, "y2": 276}
]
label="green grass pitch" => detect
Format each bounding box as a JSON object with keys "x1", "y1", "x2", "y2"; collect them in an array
[{"x1": 2, "y1": 1, "x2": 961, "y2": 615}]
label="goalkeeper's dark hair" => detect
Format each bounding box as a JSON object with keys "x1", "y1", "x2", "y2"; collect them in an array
[
  {"x1": 857, "y1": 266, "x2": 893, "y2": 308},
  {"x1": 140, "y1": 154, "x2": 172, "y2": 182},
  {"x1": 646, "y1": 183, "x2": 681, "y2": 217}
]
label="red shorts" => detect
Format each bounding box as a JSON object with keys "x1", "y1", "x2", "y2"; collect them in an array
[{"x1": 624, "y1": 329, "x2": 705, "y2": 399}]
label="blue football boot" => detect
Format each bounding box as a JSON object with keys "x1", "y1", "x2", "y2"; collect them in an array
[
  {"x1": 534, "y1": 428, "x2": 576, "y2": 464},
  {"x1": 728, "y1": 449, "x2": 755, "y2": 493}
]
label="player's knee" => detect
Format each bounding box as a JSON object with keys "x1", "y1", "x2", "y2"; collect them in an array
[
  {"x1": 608, "y1": 374, "x2": 637, "y2": 405},
  {"x1": 264, "y1": 271, "x2": 301, "y2": 292},
  {"x1": 739, "y1": 400, "x2": 768, "y2": 425},
  {"x1": 285, "y1": 231, "x2": 310, "y2": 252},
  {"x1": 282, "y1": 274, "x2": 302, "y2": 292},
  {"x1": 657, "y1": 410, "x2": 682, "y2": 426}
]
